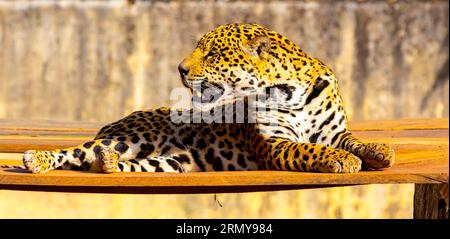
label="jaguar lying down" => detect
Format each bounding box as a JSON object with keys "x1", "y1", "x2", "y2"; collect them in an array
[{"x1": 4, "y1": 23, "x2": 394, "y2": 174}]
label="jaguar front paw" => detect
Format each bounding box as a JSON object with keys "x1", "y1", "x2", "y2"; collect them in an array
[
  {"x1": 314, "y1": 150, "x2": 362, "y2": 173},
  {"x1": 356, "y1": 143, "x2": 395, "y2": 170},
  {"x1": 22, "y1": 150, "x2": 54, "y2": 174},
  {"x1": 97, "y1": 147, "x2": 120, "y2": 173}
]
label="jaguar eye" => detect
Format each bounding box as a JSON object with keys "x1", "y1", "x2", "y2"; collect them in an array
[{"x1": 205, "y1": 50, "x2": 217, "y2": 59}]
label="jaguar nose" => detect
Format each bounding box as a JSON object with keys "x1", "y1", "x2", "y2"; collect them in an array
[{"x1": 178, "y1": 64, "x2": 189, "y2": 77}]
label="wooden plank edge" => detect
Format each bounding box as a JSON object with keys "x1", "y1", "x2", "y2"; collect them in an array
[
  {"x1": 0, "y1": 184, "x2": 355, "y2": 194},
  {"x1": 0, "y1": 168, "x2": 448, "y2": 187},
  {"x1": 348, "y1": 118, "x2": 449, "y2": 131}
]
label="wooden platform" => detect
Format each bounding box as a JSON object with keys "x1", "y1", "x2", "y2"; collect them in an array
[
  {"x1": 0, "y1": 118, "x2": 447, "y2": 192},
  {"x1": 0, "y1": 118, "x2": 448, "y2": 218}
]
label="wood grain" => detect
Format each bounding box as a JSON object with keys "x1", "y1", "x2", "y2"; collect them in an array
[
  {"x1": 0, "y1": 118, "x2": 448, "y2": 153},
  {"x1": 414, "y1": 184, "x2": 449, "y2": 219},
  {"x1": 0, "y1": 119, "x2": 448, "y2": 194}
]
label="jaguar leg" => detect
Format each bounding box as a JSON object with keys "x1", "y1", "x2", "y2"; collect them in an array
[
  {"x1": 258, "y1": 138, "x2": 362, "y2": 173},
  {"x1": 21, "y1": 137, "x2": 137, "y2": 173},
  {"x1": 336, "y1": 131, "x2": 395, "y2": 170},
  {"x1": 97, "y1": 156, "x2": 188, "y2": 173}
]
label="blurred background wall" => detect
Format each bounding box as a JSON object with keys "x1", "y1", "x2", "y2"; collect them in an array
[{"x1": 0, "y1": 0, "x2": 448, "y2": 218}]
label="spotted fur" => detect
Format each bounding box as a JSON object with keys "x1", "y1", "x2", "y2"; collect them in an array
[{"x1": 10, "y1": 23, "x2": 394, "y2": 174}]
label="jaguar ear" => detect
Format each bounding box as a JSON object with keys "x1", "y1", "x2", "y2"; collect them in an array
[{"x1": 243, "y1": 35, "x2": 271, "y2": 59}]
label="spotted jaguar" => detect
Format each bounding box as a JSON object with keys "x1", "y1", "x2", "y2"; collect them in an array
[{"x1": 5, "y1": 23, "x2": 394, "y2": 174}]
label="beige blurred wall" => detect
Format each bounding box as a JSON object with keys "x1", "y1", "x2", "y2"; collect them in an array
[{"x1": 0, "y1": 0, "x2": 448, "y2": 218}]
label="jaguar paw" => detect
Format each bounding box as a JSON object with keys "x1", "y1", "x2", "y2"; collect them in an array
[
  {"x1": 314, "y1": 150, "x2": 362, "y2": 173},
  {"x1": 98, "y1": 147, "x2": 120, "y2": 173},
  {"x1": 22, "y1": 150, "x2": 54, "y2": 174},
  {"x1": 359, "y1": 143, "x2": 395, "y2": 170}
]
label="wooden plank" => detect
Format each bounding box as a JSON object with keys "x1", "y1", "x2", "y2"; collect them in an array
[
  {"x1": 0, "y1": 166, "x2": 444, "y2": 187},
  {"x1": 0, "y1": 184, "x2": 351, "y2": 194},
  {"x1": 0, "y1": 153, "x2": 22, "y2": 161},
  {"x1": 0, "y1": 148, "x2": 447, "y2": 193},
  {"x1": 0, "y1": 134, "x2": 445, "y2": 153},
  {"x1": 0, "y1": 119, "x2": 103, "y2": 135},
  {"x1": 0, "y1": 119, "x2": 447, "y2": 194},
  {"x1": 0, "y1": 138, "x2": 90, "y2": 153},
  {"x1": 348, "y1": 118, "x2": 449, "y2": 131},
  {"x1": 0, "y1": 119, "x2": 448, "y2": 153}
]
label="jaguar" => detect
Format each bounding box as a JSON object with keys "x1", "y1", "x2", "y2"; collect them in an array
[{"x1": 4, "y1": 23, "x2": 395, "y2": 174}]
